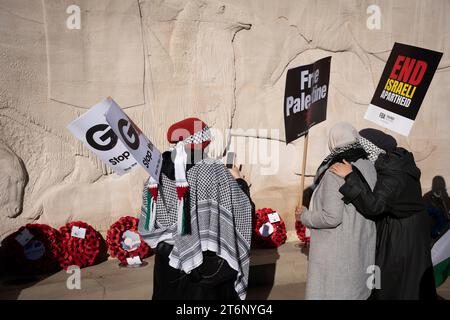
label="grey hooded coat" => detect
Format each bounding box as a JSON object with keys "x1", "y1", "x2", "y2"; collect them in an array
[{"x1": 300, "y1": 159, "x2": 377, "y2": 300}]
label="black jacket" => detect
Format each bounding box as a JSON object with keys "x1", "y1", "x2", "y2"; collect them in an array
[{"x1": 339, "y1": 147, "x2": 436, "y2": 300}]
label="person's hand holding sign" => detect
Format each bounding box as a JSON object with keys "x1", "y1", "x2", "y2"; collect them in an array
[
  {"x1": 295, "y1": 205, "x2": 307, "y2": 222},
  {"x1": 229, "y1": 165, "x2": 242, "y2": 180},
  {"x1": 329, "y1": 160, "x2": 353, "y2": 178}
]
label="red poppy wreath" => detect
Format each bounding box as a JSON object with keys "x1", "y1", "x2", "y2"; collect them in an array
[
  {"x1": 106, "y1": 216, "x2": 152, "y2": 265},
  {"x1": 252, "y1": 208, "x2": 287, "y2": 249},
  {"x1": 59, "y1": 221, "x2": 102, "y2": 269},
  {"x1": 3, "y1": 224, "x2": 61, "y2": 275},
  {"x1": 295, "y1": 221, "x2": 310, "y2": 245}
]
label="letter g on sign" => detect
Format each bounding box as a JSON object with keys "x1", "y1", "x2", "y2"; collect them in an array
[
  {"x1": 118, "y1": 119, "x2": 140, "y2": 150},
  {"x1": 86, "y1": 124, "x2": 118, "y2": 151}
]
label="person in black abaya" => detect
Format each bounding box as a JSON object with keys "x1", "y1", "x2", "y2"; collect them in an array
[{"x1": 329, "y1": 128, "x2": 436, "y2": 300}]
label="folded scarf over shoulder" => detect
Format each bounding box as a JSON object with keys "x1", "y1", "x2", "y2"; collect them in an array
[
  {"x1": 313, "y1": 142, "x2": 368, "y2": 188},
  {"x1": 138, "y1": 157, "x2": 253, "y2": 300},
  {"x1": 313, "y1": 123, "x2": 385, "y2": 189}
]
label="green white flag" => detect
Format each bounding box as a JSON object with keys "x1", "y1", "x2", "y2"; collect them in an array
[{"x1": 432, "y1": 229, "x2": 450, "y2": 287}]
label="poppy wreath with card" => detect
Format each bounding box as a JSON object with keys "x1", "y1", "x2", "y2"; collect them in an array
[
  {"x1": 106, "y1": 216, "x2": 152, "y2": 265},
  {"x1": 3, "y1": 224, "x2": 61, "y2": 275},
  {"x1": 252, "y1": 208, "x2": 287, "y2": 249},
  {"x1": 58, "y1": 221, "x2": 102, "y2": 269},
  {"x1": 295, "y1": 221, "x2": 310, "y2": 245}
]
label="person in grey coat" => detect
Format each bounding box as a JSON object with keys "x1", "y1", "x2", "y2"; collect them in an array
[{"x1": 296, "y1": 122, "x2": 377, "y2": 300}]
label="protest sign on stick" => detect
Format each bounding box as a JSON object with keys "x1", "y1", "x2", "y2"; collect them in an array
[
  {"x1": 67, "y1": 98, "x2": 162, "y2": 182},
  {"x1": 284, "y1": 56, "x2": 331, "y2": 206},
  {"x1": 67, "y1": 99, "x2": 139, "y2": 175},
  {"x1": 298, "y1": 133, "x2": 309, "y2": 208},
  {"x1": 104, "y1": 98, "x2": 162, "y2": 182},
  {"x1": 365, "y1": 43, "x2": 443, "y2": 136}
]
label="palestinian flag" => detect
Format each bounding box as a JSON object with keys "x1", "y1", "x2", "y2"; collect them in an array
[{"x1": 432, "y1": 229, "x2": 450, "y2": 287}]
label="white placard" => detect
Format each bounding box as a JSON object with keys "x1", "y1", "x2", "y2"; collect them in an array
[
  {"x1": 104, "y1": 98, "x2": 162, "y2": 181},
  {"x1": 126, "y1": 256, "x2": 142, "y2": 266},
  {"x1": 364, "y1": 104, "x2": 414, "y2": 136},
  {"x1": 71, "y1": 226, "x2": 86, "y2": 239},
  {"x1": 15, "y1": 228, "x2": 34, "y2": 247},
  {"x1": 259, "y1": 222, "x2": 274, "y2": 237},
  {"x1": 364, "y1": 43, "x2": 443, "y2": 137},
  {"x1": 268, "y1": 212, "x2": 281, "y2": 224},
  {"x1": 67, "y1": 98, "x2": 139, "y2": 175}
]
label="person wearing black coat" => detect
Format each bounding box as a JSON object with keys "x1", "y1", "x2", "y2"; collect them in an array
[
  {"x1": 330, "y1": 128, "x2": 436, "y2": 300},
  {"x1": 151, "y1": 151, "x2": 254, "y2": 300}
]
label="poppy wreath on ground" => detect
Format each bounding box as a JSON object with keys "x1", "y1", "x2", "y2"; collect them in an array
[
  {"x1": 3, "y1": 224, "x2": 61, "y2": 275},
  {"x1": 295, "y1": 221, "x2": 310, "y2": 245},
  {"x1": 58, "y1": 221, "x2": 102, "y2": 269},
  {"x1": 106, "y1": 216, "x2": 152, "y2": 265},
  {"x1": 252, "y1": 208, "x2": 287, "y2": 249}
]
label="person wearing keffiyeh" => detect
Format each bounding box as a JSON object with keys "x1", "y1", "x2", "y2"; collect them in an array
[
  {"x1": 296, "y1": 122, "x2": 377, "y2": 299},
  {"x1": 138, "y1": 118, "x2": 253, "y2": 300},
  {"x1": 330, "y1": 128, "x2": 437, "y2": 300}
]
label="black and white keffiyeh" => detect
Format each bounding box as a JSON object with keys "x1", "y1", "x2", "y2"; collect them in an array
[
  {"x1": 313, "y1": 136, "x2": 385, "y2": 188},
  {"x1": 358, "y1": 136, "x2": 385, "y2": 163},
  {"x1": 138, "y1": 158, "x2": 252, "y2": 300},
  {"x1": 321, "y1": 142, "x2": 362, "y2": 165},
  {"x1": 313, "y1": 142, "x2": 366, "y2": 187},
  {"x1": 183, "y1": 126, "x2": 212, "y2": 145},
  {"x1": 145, "y1": 126, "x2": 212, "y2": 237}
]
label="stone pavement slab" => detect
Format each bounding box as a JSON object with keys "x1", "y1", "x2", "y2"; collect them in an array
[{"x1": 0, "y1": 241, "x2": 449, "y2": 300}]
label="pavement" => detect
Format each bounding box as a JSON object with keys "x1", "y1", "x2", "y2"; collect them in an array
[
  {"x1": 0, "y1": 241, "x2": 448, "y2": 300},
  {"x1": 0, "y1": 258, "x2": 307, "y2": 300}
]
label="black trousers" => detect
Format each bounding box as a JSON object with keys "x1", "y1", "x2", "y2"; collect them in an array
[{"x1": 152, "y1": 242, "x2": 239, "y2": 300}]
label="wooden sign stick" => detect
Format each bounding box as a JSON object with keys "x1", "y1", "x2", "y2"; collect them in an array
[{"x1": 297, "y1": 131, "x2": 309, "y2": 208}]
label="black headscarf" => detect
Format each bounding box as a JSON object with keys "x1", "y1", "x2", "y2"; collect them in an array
[{"x1": 359, "y1": 128, "x2": 397, "y2": 153}]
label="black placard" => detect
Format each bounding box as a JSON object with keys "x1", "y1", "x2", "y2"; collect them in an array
[
  {"x1": 370, "y1": 42, "x2": 443, "y2": 121},
  {"x1": 284, "y1": 57, "x2": 331, "y2": 144}
]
